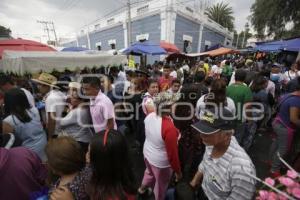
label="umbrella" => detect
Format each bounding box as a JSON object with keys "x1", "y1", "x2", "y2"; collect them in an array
[
  {"x1": 160, "y1": 41, "x2": 180, "y2": 53},
  {"x1": 122, "y1": 41, "x2": 167, "y2": 55},
  {"x1": 61, "y1": 46, "x2": 89, "y2": 52},
  {"x1": 0, "y1": 38, "x2": 56, "y2": 59}
]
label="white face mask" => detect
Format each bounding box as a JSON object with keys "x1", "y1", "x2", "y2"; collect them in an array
[{"x1": 205, "y1": 145, "x2": 214, "y2": 150}]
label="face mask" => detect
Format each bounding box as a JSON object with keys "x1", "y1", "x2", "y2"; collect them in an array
[
  {"x1": 205, "y1": 145, "x2": 214, "y2": 150},
  {"x1": 270, "y1": 74, "x2": 280, "y2": 82}
]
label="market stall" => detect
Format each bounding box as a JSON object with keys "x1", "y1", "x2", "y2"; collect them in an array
[
  {"x1": 122, "y1": 41, "x2": 166, "y2": 66},
  {"x1": 0, "y1": 50, "x2": 127, "y2": 75}
]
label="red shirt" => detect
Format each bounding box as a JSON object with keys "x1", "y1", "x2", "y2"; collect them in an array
[
  {"x1": 159, "y1": 76, "x2": 174, "y2": 92},
  {"x1": 161, "y1": 116, "x2": 181, "y2": 173}
]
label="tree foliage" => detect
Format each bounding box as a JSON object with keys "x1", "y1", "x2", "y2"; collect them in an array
[
  {"x1": 204, "y1": 2, "x2": 235, "y2": 31},
  {"x1": 250, "y1": 0, "x2": 300, "y2": 39},
  {"x1": 0, "y1": 25, "x2": 11, "y2": 38}
]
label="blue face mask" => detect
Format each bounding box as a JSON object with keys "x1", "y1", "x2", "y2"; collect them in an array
[{"x1": 270, "y1": 74, "x2": 280, "y2": 82}]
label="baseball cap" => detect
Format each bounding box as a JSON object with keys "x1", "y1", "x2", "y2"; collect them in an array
[{"x1": 191, "y1": 108, "x2": 235, "y2": 134}]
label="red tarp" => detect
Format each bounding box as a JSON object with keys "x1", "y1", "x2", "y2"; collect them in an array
[
  {"x1": 0, "y1": 39, "x2": 56, "y2": 59},
  {"x1": 179, "y1": 47, "x2": 239, "y2": 57},
  {"x1": 160, "y1": 41, "x2": 180, "y2": 53},
  {"x1": 204, "y1": 47, "x2": 239, "y2": 57}
]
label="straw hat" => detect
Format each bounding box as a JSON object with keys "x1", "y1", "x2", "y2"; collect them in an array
[
  {"x1": 32, "y1": 73, "x2": 58, "y2": 88},
  {"x1": 68, "y1": 82, "x2": 81, "y2": 89}
]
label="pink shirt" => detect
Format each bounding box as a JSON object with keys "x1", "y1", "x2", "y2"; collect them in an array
[{"x1": 90, "y1": 91, "x2": 117, "y2": 133}]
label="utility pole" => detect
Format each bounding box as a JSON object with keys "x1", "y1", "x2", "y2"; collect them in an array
[
  {"x1": 37, "y1": 20, "x2": 51, "y2": 42},
  {"x1": 241, "y1": 31, "x2": 246, "y2": 48},
  {"x1": 236, "y1": 32, "x2": 240, "y2": 48},
  {"x1": 50, "y1": 21, "x2": 58, "y2": 46},
  {"x1": 37, "y1": 20, "x2": 58, "y2": 46},
  {"x1": 127, "y1": 0, "x2": 132, "y2": 46}
]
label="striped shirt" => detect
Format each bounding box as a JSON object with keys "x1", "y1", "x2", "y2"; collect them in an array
[{"x1": 199, "y1": 137, "x2": 256, "y2": 200}]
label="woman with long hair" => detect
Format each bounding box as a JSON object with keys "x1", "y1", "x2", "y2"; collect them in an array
[
  {"x1": 2, "y1": 88, "x2": 47, "y2": 161},
  {"x1": 270, "y1": 76, "x2": 300, "y2": 177},
  {"x1": 124, "y1": 77, "x2": 147, "y2": 149},
  {"x1": 50, "y1": 130, "x2": 137, "y2": 200},
  {"x1": 88, "y1": 130, "x2": 137, "y2": 200}
]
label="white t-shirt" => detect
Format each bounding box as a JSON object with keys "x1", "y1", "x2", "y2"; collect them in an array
[
  {"x1": 196, "y1": 94, "x2": 236, "y2": 119},
  {"x1": 170, "y1": 70, "x2": 177, "y2": 79},
  {"x1": 266, "y1": 80, "x2": 275, "y2": 97},
  {"x1": 229, "y1": 71, "x2": 236, "y2": 85},
  {"x1": 21, "y1": 88, "x2": 35, "y2": 108},
  {"x1": 60, "y1": 107, "x2": 94, "y2": 143},
  {"x1": 45, "y1": 90, "x2": 66, "y2": 135},
  {"x1": 211, "y1": 65, "x2": 222, "y2": 75},
  {"x1": 284, "y1": 70, "x2": 300, "y2": 82}
]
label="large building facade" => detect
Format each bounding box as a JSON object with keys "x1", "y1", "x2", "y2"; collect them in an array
[{"x1": 61, "y1": 0, "x2": 233, "y2": 63}]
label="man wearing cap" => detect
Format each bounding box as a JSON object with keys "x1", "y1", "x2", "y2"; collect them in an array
[
  {"x1": 32, "y1": 73, "x2": 66, "y2": 139},
  {"x1": 190, "y1": 108, "x2": 256, "y2": 200}
]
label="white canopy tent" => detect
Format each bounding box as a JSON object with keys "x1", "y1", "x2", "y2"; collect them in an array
[{"x1": 0, "y1": 50, "x2": 127, "y2": 75}]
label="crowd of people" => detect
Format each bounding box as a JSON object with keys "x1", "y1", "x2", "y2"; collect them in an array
[{"x1": 0, "y1": 55, "x2": 300, "y2": 200}]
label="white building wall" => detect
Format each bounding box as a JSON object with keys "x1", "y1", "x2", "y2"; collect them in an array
[{"x1": 61, "y1": 0, "x2": 233, "y2": 51}]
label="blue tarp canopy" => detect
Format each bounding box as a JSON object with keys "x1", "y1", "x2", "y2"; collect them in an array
[
  {"x1": 280, "y1": 38, "x2": 300, "y2": 52},
  {"x1": 254, "y1": 38, "x2": 300, "y2": 52},
  {"x1": 61, "y1": 46, "x2": 89, "y2": 52},
  {"x1": 122, "y1": 41, "x2": 166, "y2": 55},
  {"x1": 254, "y1": 40, "x2": 284, "y2": 52}
]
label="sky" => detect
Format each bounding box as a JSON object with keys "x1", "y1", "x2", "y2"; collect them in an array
[{"x1": 0, "y1": 0, "x2": 255, "y2": 43}]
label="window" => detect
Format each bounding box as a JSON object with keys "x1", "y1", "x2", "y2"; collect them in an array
[
  {"x1": 110, "y1": 43, "x2": 116, "y2": 49},
  {"x1": 108, "y1": 39, "x2": 116, "y2": 49},
  {"x1": 136, "y1": 33, "x2": 149, "y2": 41},
  {"x1": 205, "y1": 45, "x2": 209, "y2": 51},
  {"x1": 183, "y1": 40, "x2": 192, "y2": 53},
  {"x1": 204, "y1": 40, "x2": 211, "y2": 51},
  {"x1": 137, "y1": 5, "x2": 149, "y2": 15},
  {"x1": 95, "y1": 42, "x2": 102, "y2": 51}
]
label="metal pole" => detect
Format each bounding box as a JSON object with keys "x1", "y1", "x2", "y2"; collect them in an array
[
  {"x1": 45, "y1": 23, "x2": 51, "y2": 42},
  {"x1": 242, "y1": 30, "x2": 246, "y2": 48},
  {"x1": 37, "y1": 20, "x2": 51, "y2": 43},
  {"x1": 51, "y1": 22, "x2": 58, "y2": 46},
  {"x1": 236, "y1": 33, "x2": 239, "y2": 48},
  {"x1": 127, "y1": 0, "x2": 132, "y2": 46}
]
